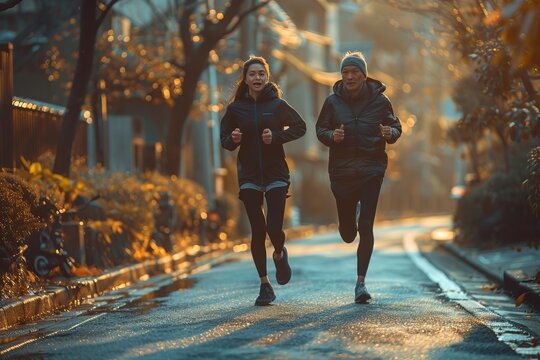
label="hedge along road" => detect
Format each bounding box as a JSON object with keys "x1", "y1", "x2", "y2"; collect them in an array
[{"x1": 1, "y1": 216, "x2": 537, "y2": 359}]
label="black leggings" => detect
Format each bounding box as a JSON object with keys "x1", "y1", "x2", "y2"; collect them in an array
[
  {"x1": 333, "y1": 177, "x2": 382, "y2": 276},
  {"x1": 240, "y1": 187, "x2": 287, "y2": 278}
]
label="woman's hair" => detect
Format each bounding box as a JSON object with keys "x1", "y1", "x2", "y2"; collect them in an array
[{"x1": 231, "y1": 56, "x2": 273, "y2": 101}]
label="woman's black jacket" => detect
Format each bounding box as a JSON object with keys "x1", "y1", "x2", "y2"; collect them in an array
[
  {"x1": 316, "y1": 78, "x2": 402, "y2": 181},
  {"x1": 220, "y1": 83, "x2": 306, "y2": 187}
]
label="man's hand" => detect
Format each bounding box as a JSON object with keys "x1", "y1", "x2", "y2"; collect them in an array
[
  {"x1": 333, "y1": 124, "x2": 345, "y2": 143},
  {"x1": 231, "y1": 128, "x2": 242, "y2": 143},
  {"x1": 262, "y1": 128, "x2": 272, "y2": 144},
  {"x1": 379, "y1": 124, "x2": 392, "y2": 141}
]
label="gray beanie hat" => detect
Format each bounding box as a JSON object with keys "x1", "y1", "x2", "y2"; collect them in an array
[{"x1": 340, "y1": 52, "x2": 367, "y2": 77}]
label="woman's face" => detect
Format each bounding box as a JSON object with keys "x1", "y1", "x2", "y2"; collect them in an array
[{"x1": 244, "y1": 63, "x2": 268, "y2": 95}]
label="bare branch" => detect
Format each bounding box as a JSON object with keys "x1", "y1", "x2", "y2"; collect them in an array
[
  {"x1": 180, "y1": 0, "x2": 196, "y2": 57},
  {"x1": 222, "y1": 0, "x2": 270, "y2": 38},
  {"x1": 143, "y1": 0, "x2": 172, "y2": 31},
  {"x1": 0, "y1": 0, "x2": 23, "y2": 12},
  {"x1": 213, "y1": 0, "x2": 243, "y2": 31},
  {"x1": 96, "y1": 0, "x2": 122, "y2": 27},
  {"x1": 169, "y1": 58, "x2": 186, "y2": 71},
  {"x1": 475, "y1": 0, "x2": 489, "y2": 17}
]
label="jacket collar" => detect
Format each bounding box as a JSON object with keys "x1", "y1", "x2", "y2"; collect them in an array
[
  {"x1": 244, "y1": 82, "x2": 280, "y2": 102},
  {"x1": 333, "y1": 77, "x2": 386, "y2": 102}
]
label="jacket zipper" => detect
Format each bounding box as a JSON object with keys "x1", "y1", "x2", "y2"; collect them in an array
[
  {"x1": 347, "y1": 102, "x2": 362, "y2": 176},
  {"x1": 254, "y1": 101, "x2": 264, "y2": 186},
  {"x1": 346, "y1": 101, "x2": 360, "y2": 156}
]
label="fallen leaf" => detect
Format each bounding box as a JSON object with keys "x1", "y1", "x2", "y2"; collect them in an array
[
  {"x1": 481, "y1": 284, "x2": 501, "y2": 291},
  {"x1": 523, "y1": 338, "x2": 540, "y2": 347},
  {"x1": 515, "y1": 292, "x2": 527, "y2": 307}
]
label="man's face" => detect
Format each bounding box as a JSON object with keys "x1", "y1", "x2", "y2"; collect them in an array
[{"x1": 341, "y1": 65, "x2": 366, "y2": 93}]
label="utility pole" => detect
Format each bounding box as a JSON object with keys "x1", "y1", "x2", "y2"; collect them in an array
[
  {"x1": 208, "y1": 53, "x2": 227, "y2": 200},
  {"x1": 192, "y1": 88, "x2": 216, "y2": 209},
  {"x1": 191, "y1": 1, "x2": 215, "y2": 209}
]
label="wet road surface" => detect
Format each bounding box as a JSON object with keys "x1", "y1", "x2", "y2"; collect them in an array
[{"x1": 1, "y1": 216, "x2": 538, "y2": 359}]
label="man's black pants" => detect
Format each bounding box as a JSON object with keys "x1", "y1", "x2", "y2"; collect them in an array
[{"x1": 332, "y1": 177, "x2": 382, "y2": 276}]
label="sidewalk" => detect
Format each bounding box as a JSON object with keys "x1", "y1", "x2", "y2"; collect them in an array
[
  {"x1": 0, "y1": 225, "x2": 318, "y2": 331},
  {"x1": 437, "y1": 234, "x2": 540, "y2": 310}
]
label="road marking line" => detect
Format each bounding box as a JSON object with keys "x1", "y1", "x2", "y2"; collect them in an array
[
  {"x1": 403, "y1": 232, "x2": 467, "y2": 300},
  {"x1": 404, "y1": 232, "x2": 540, "y2": 357}
]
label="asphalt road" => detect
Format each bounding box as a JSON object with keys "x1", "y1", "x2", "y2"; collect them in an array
[{"x1": 1, "y1": 216, "x2": 538, "y2": 359}]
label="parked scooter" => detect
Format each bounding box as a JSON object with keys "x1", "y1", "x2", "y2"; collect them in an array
[
  {"x1": 152, "y1": 191, "x2": 176, "y2": 252},
  {"x1": 24, "y1": 195, "x2": 99, "y2": 277}
]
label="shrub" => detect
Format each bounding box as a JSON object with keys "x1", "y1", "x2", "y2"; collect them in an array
[
  {"x1": 454, "y1": 171, "x2": 539, "y2": 247},
  {"x1": 0, "y1": 173, "x2": 44, "y2": 299},
  {"x1": 524, "y1": 146, "x2": 540, "y2": 217},
  {"x1": 142, "y1": 172, "x2": 208, "y2": 234},
  {"x1": 215, "y1": 191, "x2": 241, "y2": 239},
  {"x1": 78, "y1": 169, "x2": 157, "y2": 264}
]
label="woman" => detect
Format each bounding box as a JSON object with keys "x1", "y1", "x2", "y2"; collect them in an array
[{"x1": 220, "y1": 56, "x2": 306, "y2": 306}]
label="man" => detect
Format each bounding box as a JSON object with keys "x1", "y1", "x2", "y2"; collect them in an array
[{"x1": 316, "y1": 51, "x2": 402, "y2": 303}]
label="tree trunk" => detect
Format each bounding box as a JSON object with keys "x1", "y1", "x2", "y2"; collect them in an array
[
  {"x1": 519, "y1": 71, "x2": 537, "y2": 100},
  {"x1": 0, "y1": 0, "x2": 23, "y2": 13},
  {"x1": 495, "y1": 127, "x2": 510, "y2": 173},
  {"x1": 90, "y1": 77, "x2": 104, "y2": 166},
  {"x1": 165, "y1": 57, "x2": 209, "y2": 176},
  {"x1": 467, "y1": 141, "x2": 481, "y2": 182},
  {"x1": 53, "y1": 0, "x2": 98, "y2": 176}
]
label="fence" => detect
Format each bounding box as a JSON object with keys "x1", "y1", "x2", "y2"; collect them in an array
[
  {"x1": 1, "y1": 42, "x2": 89, "y2": 169},
  {"x1": 11, "y1": 97, "x2": 89, "y2": 167}
]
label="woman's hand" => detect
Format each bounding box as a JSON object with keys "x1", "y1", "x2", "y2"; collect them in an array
[
  {"x1": 262, "y1": 128, "x2": 272, "y2": 144},
  {"x1": 232, "y1": 128, "x2": 242, "y2": 143}
]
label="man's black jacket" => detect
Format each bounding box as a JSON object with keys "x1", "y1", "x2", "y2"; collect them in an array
[
  {"x1": 220, "y1": 83, "x2": 306, "y2": 187},
  {"x1": 316, "y1": 78, "x2": 402, "y2": 181}
]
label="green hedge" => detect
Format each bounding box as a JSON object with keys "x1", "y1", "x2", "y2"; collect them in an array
[{"x1": 454, "y1": 171, "x2": 539, "y2": 247}]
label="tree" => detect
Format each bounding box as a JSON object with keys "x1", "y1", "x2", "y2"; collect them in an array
[
  {"x1": 53, "y1": 0, "x2": 121, "y2": 176},
  {"x1": 164, "y1": 0, "x2": 270, "y2": 176},
  {"x1": 487, "y1": 0, "x2": 540, "y2": 71},
  {"x1": 353, "y1": 2, "x2": 460, "y2": 214},
  {"x1": 48, "y1": 0, "x2": 269, "y2": 176},
  {"x1": 386, "y1": 0, "x2": 538, "y2": 169},
  {"x1": 449, "y1": 76, "x2": 491, "y2": 181},
  {"x1": 0, "y1": 0, "x2": 23, "y2": 12}
]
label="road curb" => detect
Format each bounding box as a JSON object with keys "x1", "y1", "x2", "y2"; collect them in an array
[
  {"x1": 440, "y1": 241, "x2": 540, "y2": 310},
  {"x1": 440, "y1": 242, "x2": 503, "y2": 283},
  {"x1": 504, "y1": 268, "x2": 540, "y2": 311},
  {"x1": 0, "y1": 225, "x2": 317, "y2": 331}
]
